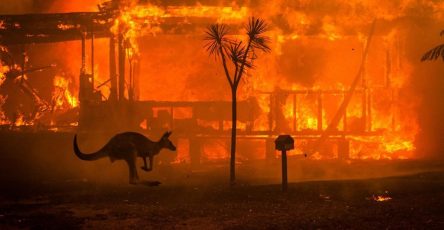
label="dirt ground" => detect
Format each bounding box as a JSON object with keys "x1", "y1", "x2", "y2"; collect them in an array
[
  {"x1": 1, "y1": 169, "x2": 443, "y2": 229},
  {"x1": 0, "y1": 132, "x2": 443, "y2": 229}
]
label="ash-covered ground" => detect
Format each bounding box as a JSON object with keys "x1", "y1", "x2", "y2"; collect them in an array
[
  {"x1": 0, "y1": 132, "x2": 443, "y2": 229},
  {"x1": 0, "y1": 170, "x2": 443, "y2": 229}
]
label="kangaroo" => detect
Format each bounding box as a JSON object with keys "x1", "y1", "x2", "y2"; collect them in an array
[{"x1": 73, "y1": 131, "x2": 176, "y2": 184}]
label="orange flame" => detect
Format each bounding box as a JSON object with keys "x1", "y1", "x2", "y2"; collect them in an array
[{"x1": 52, "y1": 75, "x2": 78, "y2": 109}]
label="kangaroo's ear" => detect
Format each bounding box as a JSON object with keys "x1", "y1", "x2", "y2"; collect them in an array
[{"x1": 163, "y1": 131, "x2": 172, "y2": 138}]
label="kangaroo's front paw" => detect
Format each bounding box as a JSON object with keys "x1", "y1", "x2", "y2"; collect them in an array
[{"x1": 141, "y1": 166, "x2": 150, "y2": 172}]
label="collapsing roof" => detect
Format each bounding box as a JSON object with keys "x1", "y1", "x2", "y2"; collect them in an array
[{"x1": 0, "y1": 12, "x2": 113, "y2": 45}]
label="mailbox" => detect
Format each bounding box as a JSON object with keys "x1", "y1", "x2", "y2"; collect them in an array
[
  {"x1": 274, "y1": 135, "x2": 294, "y2": 192},
  {"x1": 275, "y1": 135, "x2": 294, "y2": 151}
]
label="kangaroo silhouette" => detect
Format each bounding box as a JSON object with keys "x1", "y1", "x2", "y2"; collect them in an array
[{"x1": 73, "y1": 131, "x2": 176, "y2": 184}]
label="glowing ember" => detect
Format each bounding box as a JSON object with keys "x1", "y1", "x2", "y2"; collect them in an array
[
  {"x1": 373, "y1": 194, "x2": 392, "y2": 202},
  {"x1": 57, "y1": 23, "x2": 77, "y2": 31}
]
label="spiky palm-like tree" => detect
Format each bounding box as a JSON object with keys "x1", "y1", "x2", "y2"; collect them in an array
[
  {"x1": 204, "y1": 17, "x2": 270, "y2": 185},
  {"x1": 421, "y1": 30, "x2": 444, "y2": 61}
]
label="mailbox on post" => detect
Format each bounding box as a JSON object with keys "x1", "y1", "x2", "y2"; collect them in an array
[
  {"x1": 275, "y1": 135, "x2": 294, "y2": 192},
  {"x1": 275, "y1": 135, "x2": 294, "y2": 151}
]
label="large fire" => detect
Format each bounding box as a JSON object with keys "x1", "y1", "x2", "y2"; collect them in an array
[{"x1": 1, "y1": 0, "x2": 438, "y2": 162}]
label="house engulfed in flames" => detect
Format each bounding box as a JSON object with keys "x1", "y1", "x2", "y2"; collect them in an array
[{"x1": 0, "y1": 0, "x2": 434, "y2": 164}]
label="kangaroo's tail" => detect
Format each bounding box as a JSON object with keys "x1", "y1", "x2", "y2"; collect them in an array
[{"x1": 73, "y1": 135, "x2": 108, "y2": 161}]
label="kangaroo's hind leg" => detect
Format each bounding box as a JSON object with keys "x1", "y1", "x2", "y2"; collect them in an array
[
  {"x1": 148, "y1": 155, "x2": 154, "y2": 171},
  {"x1": 126, "y1": 153, "x2": 139, "y2": 184},
  {"x1": 141, "y1": 157, "x2": 149, "y2": 171}
]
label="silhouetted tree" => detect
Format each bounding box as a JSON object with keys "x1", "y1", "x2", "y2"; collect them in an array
[
  {"x1": 421, "y1": 30, "x2": 444, "y2": 61},
  {"x1": 204, "y1": 18, "x2": 270, "y2": 185}
]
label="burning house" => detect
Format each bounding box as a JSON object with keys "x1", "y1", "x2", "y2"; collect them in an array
[{"x1": 0, "y1": 0, "x2": 440, "y2": 165}]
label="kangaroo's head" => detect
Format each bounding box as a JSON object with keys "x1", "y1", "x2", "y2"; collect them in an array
[{"x1": 160, "y1": 131, "x2": 176, "y2": 151}]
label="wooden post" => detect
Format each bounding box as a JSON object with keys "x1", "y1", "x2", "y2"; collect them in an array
[
  {"x1": 78, "y1": 33, "x2": 87, "y2": 128},
  {"x1": 282, "y1": 149, "x2": 288, "y2": 192},
  {"x1": 81, "y1": 32, "x2": 86, "y2": 74},
  {"x1": 128, "y1": 57, "x2": 133, "y2": 101},
  {"x1": 275, "y1": 135, "x2": 293, "y2": 192},
  {"x1": 79, "y1": 33, "x2": 86, "y2": 102},
  {"x1": 109, "y1": 36, "x2": 117, "y2": 101},
  {"x1": 118, "y1": 33, "x2": 125, "y2": 101},
  {"x1": 361, "y1": 40, "x2": 368, "y2": 132},
  {"x1": 133, "y1": 58, "x2": 140, "y2": 100}
]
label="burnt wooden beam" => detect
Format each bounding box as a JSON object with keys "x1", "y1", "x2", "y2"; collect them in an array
[
  {"x1": 0, "y1": 12, "x2": 113, "y2": 45},
  {"x1": 0, "y1": 11, "x2": 245, "y2": 45}
]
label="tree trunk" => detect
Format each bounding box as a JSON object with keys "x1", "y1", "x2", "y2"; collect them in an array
[{"x1": 230, "y1": 87, "x2": 237, "y2": 185}]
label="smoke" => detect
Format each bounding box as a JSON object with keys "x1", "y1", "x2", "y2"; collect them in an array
[{"x1": 0, "y1": 0, "x2": 33, "y2": 14}]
